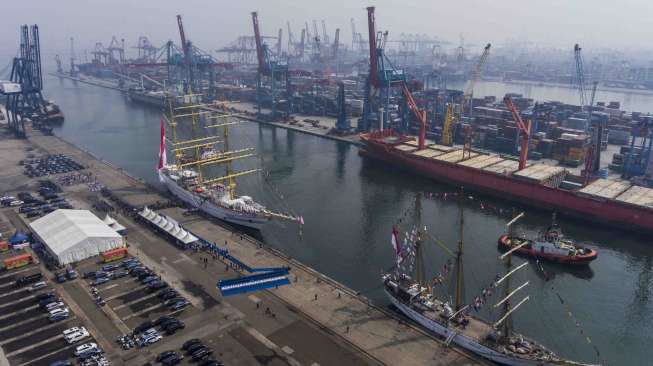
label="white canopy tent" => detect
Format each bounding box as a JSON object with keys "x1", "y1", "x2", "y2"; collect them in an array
[
  {"x1": 138, "y1": 207, "x2": 198, "y2": 245},
  {"x1": 30, "y1": 209, "x2": 124, "y2": 265}
]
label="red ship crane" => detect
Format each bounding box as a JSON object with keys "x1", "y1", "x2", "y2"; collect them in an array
[
  {"x1": 402, "y1": 83, "x2": 426, "y2": 150},
  {"x1": 504, "y1": 96, "x2": 531, "y2": 170},
  {"x1": 251, "y1": 11, "x2": 268, "y2": 76},
  {"x1": 176, "y1": 14, "x2": 194, "y2": 87},
  {"x1": 366, "y1": 6, "x2": 379, "y2": 88}
]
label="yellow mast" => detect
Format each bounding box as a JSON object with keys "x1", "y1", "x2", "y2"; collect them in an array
[
  {"x1": 221, "y1": 114, "x2": 237, "y2": 199},
  {"x1": 454, "y1": 195, "x2": 465, "y2": 311}
]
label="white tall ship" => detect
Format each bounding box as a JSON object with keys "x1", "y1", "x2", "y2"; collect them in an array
[
  {"x1": 158, "y1": 94, "x2": 299, "y2": 230},
  {"x1": 383, "y1": 194, "x2": 598, "y2": 366}
]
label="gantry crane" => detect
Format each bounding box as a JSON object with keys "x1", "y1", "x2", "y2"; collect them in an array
[{"x1": 504, "y1": 96, "x2": 531, "y2": 170}]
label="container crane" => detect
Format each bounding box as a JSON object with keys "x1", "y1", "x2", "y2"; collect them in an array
[
  {"x1": 504, "y1": 96, "x2": 531, "y2": 170},
  {"x1": 573, "y1": 44, "x2": 587, "y2": 110}
]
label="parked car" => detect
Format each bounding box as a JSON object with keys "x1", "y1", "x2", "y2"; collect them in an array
[
  {"x1": 164, "y1": 297, "x2": 185, "y2": 306},
  {"x1": 28, "y1": 281, "x2": 47, "y2": 291},
  {"x1": 66, "y1": 268, "x2": 78, "y2": 280},
  {"x1": 16, "y1": 273, "x2": 43, "y2": 287},
  {"x1": 147, "y1": 280, "x2": 167, "y2": 290},
  {"x1": 49, "y1": 310, "x2": 70, "y2": 322},
  {"x1": 191, "y1": 348, "x2": 213, "y2": 361},
  {"x1": 82, "y1": 271, "x2": 97, "y2": 279},
  {"x1": 91, "y1": 277, "x2": 109, "y2": 286},
  {"x1": 133, "y1": 321, "x2": 154, "y2": 334},
  {"x1": 200, "y1": 360, "x2": 223, "y2": 366},
  {"x1": 9, "y1": 200, "x2": 24, "y2": 206},
  {"x1": 102, "y1": 264, "x2": 119, "y2": 271},
  {"x1": 36, "y1": 292, "x2": 55, "y2": 301},
  {"x1": 26, "y1": 210, "x2": 41, "y2": 218},
  {"x1": 158, "y1": 288, "x2": 176, "y2": 298},
  {"x1": 161, "y1": 353, "x2": 184, "y2": 365},
  {"x1": 74, "y1": 343, "x2": 98, "y2": 356},
  {"x1": 55, "y1": 272, "x2": 67, "y2": 283},
  {"x1": 186, "y1": 343, "x2": 206, "y2": 355},
  {"x1": 169, "y1": 299, "x2": 190, "y2": 311},
  {"x1": 182, "y1": 338, "x2": 202, "y2": 351},
  {"x1": 156, "y1": 350, "x2": 177, "y2": 362},
  {"x1": 164, "y1": 321, "x2": 185, "y2": 335},
  {"x1": 39, "y1": 297, "x2": 61, "y2": 308},
  {"x1": 44, "y1": 301, "x2": 65, "y2": 311},
  {"x1": 48, "y1": 361, "x2": 73, "y2": 366},
  {"x1": 65, "y1": 330, "x2": 90, "y2": 344},
  {"x1": 111, "y1": 270, "x2": 128, "y2": 279},
  {"x1": 63, "y1": 326, "x2": 84, "y2": 337}
]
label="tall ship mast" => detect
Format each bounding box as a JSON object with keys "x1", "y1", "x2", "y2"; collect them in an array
[
  {"x1": 383, "y1": 194, "x2": 598, "y2": 366},
  {"x1": 157, "y1": 93, "x2": 299, "y2": 230}
]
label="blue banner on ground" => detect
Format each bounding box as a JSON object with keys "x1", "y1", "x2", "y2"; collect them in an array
[{"x1": 218, "y1": 269, "x2": 291, "y2": 297}]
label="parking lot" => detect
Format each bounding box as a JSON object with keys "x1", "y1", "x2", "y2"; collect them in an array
[{"x1": 0, "y1": 263, "x2": 103, "y2": 366}]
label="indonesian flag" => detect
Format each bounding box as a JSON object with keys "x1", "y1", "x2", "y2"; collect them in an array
[
  {"x1": 158, "y1": 119, "x2": 167, "y2": 182},
  {"x1": 391, "y1": 226, "x2": 403, "y2": 264}
]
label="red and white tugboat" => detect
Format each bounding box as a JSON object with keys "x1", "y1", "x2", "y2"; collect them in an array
[{"x1": 498, "y1": 214, "x2": 598, "y2": 265}]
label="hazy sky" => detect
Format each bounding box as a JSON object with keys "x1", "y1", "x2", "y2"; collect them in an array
[{"x1": 1, "y1": 0, "x2": 651, "y2": 66}]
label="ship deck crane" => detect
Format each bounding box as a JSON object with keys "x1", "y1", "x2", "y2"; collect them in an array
[
  {"x1": 177, "y1": 14, "x2": 193, "y2": 90},
  {"x1": 504, "y1": 96, "x2": 531, "y2": 170},
  {"x1": 403, "y1": 83, "x2": 427, "y2": 150}
]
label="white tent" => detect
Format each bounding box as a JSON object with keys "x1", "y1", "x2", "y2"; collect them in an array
[
  {"x1": 30, "y1": 209, "x2": 124, "y2": 265},
  {"x1": 103, "y1": 214, "x2": 127, "y2": 234},
  {"x1": 138, "y1": 207, "x2": 198, "y2": 245}
]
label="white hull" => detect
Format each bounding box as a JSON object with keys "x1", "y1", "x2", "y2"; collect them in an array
[
  {"x1": 385, "y1": 289, "x2": 557, "y2": 366},
  {"x1": 161, "y1": 173, "x2": 270, "y2": 230}
]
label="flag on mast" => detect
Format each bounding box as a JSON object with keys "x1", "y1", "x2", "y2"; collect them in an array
[
  {"x1": 158, "y1": 119, "x2": 167, "y2": 182},
  {"x1": 391, "y1": 226, "x2": 403, "y2": 264}
]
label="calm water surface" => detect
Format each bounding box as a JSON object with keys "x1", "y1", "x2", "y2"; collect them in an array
[{"x1": 44, "y1": 75, "x2": 653, "y2": 365}]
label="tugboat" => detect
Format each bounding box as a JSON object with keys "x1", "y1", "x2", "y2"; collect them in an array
[
  {"x1": 498, "y1": 214, "x2": 597, "y2": 265},
  {"x1": 383, "y1": 195, "x2": 599, "y2": 365}
]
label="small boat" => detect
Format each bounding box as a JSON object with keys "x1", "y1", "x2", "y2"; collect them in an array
[{"x1": 498, "y1": 215, "x2": 597, "y2": 265}]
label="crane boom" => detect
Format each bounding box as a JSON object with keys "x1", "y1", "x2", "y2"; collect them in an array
[
  {"x1": 176, "y1": 14, "x2": 193, "y2": 87},
  {"x1": 251, "y1": 12, "x2": 267, "y2": 76},
  {"x1": 504, "y1": 96, "x2": 531, "y2": 170},
  {"x1": 367, "y1": 6, "x2": 379, "y2": 88},
  {"x1": 574, "y1": 44, "x2": 587, "y2": 109},
  {"x1": 333, "y1": 28, "x2": 340, "y2": 59},
  {"x1": 463, "y1": 43, "x2": 491, "y2": 101},
  {"x1": 402, "y1": 83, "x2": 426, "y2": 150}
]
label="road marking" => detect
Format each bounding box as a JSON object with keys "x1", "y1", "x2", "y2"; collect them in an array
[
  {"x1": 0, "y1": 288, "x2": 29, "y2": 299},
  {"x1": 0, "y1": 317, "x2": 75, "y2": 345},
  {"x1": 245, "y1": 326, "x2": 303, "y2": 366},
  {"x1": 5, "y1": 334, "x2": 63, "y2": 357},
  {"x1": 0, "y1": 304, "x2": 38, "y2": 321},
  {"x1": 0, "y1": 294, "x2": 35, "y2": 310},
  {"x1": 0, "y1": 266, "x2": 34, "y2": 280},
  {"x1": 104, "y1": 284, "x2": 148, "y2": 301},
  {"x1": 122, "y1": 303, "x2": 166, "y2": 321},
  {"x1": 0, "y1": 313, "x2": 49, "y2": 333},
  {"x1": 113, "y1": 292, "x2": 158, "y2": 311},
  {"x1": 18, "y1": 342, "x2": 76, "y2": 366}
]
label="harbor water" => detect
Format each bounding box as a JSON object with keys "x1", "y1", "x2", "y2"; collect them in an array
[{"x1": 45, "y1": 75, "x2": 653, "y2": 365}]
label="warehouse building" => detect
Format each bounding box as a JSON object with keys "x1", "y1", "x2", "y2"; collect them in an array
[{"x1": 30, "y1": 209, "x2": 124, "y2": 265}]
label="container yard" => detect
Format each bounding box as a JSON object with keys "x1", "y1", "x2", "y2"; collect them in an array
[{"x1": 2, "y1": 2, "x2": 653, "y2": 366}]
